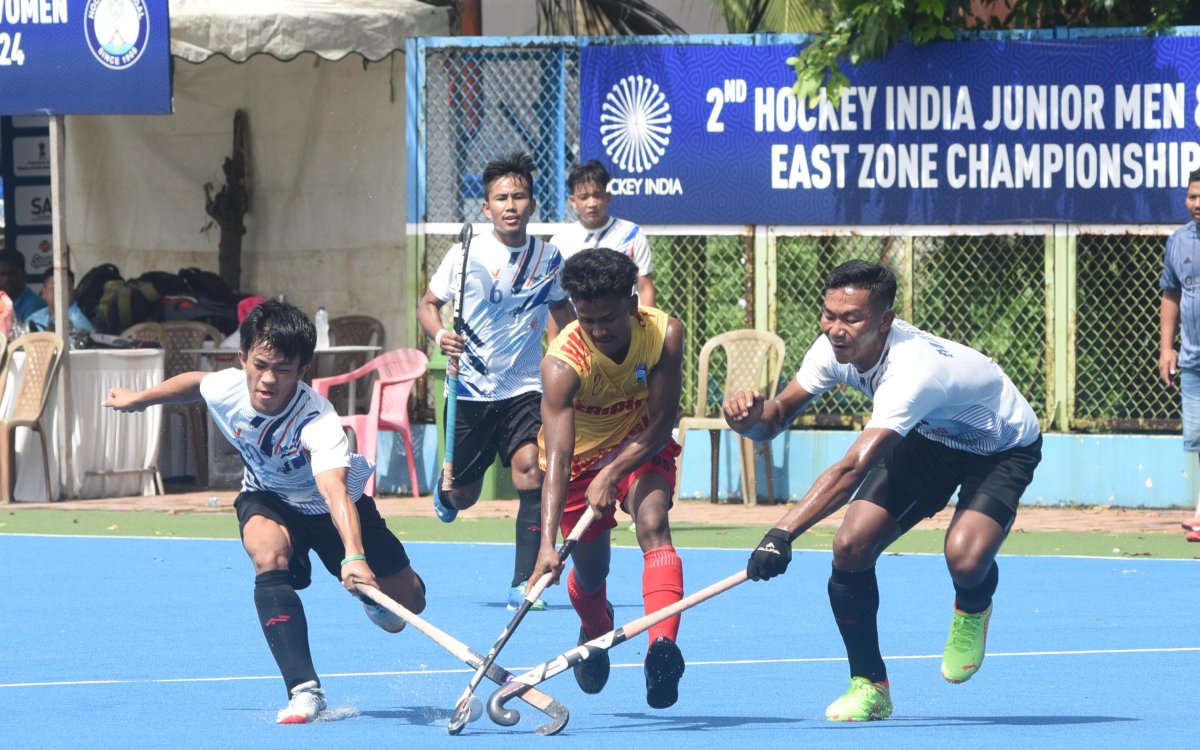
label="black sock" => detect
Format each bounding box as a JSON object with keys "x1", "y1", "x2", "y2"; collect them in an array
[
  {"x1": 828, "y1": 565, "x2": 886, "y2": 683},
  {"x1": 254, "y1": 570, "x2": 318, "y2": 694},
  {"x1": 512, "y1": 489, "x2": 542, "y2": 587},
  {"x1": 953, "y1": 561, "x2": 999, "y2": 614}
]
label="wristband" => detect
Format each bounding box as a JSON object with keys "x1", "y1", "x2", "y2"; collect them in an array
[
  {"x1": 435, "y1": 328, "x2": 449, "y2": 347},
  {"x1": 340, "y1": 554, "x2": 367, "y2": 566}
]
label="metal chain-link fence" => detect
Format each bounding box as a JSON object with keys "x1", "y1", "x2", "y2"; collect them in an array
[
  {"x1": 412, "y1": 39, "x2": 1181, "y2": 434},
  {"x1": 1075, "y1": 232, "x2": 1176, "y2": 430}
]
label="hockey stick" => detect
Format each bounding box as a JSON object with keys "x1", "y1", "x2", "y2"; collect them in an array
[
  {"x1": 441, "y1": 221, "x2": 474, "y2": 492},
  {"x1": 447, "y1": 506, "x2": 597, "y2": 735},
  {"x1": 355, "y1": 583, "x2": 570, "y2": 736},
  {"x1": 487, "y1": 569, "x2": 748, "y2": 724}
]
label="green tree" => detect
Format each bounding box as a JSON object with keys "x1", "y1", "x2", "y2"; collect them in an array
[{"x1": 532, "y1": 0, "x2": 1200, "y2": 104}]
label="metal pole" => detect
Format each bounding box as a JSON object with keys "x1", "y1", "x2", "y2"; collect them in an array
[{"x1": 48, "y1": 115, "x2": 72, "y2": 499}]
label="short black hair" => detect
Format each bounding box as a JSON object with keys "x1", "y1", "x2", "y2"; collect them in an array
[
  {"x1": 560, "y1": 248, "x2": 638, "y2": 302},
  {"x1": 239, "y1": 298, "x2": 317, "y2": 366},
  {"x1": 1189, "y1": 168, "x2": 1200, "y2": 186},
  {"x1": 483, "y1": 151, "x2": 536, "y2": 198},
  {"x1": 825, "y1": 260, "x2": 897, "y2": 310},
  {"x1": 0, "y1": 249, "x2": 27, "y2": 271},
  {"x1": 566, "y1": 160, "x2": 610, "y2": 193}
]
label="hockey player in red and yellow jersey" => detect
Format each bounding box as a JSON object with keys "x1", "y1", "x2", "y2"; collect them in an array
[{"x1": 533, "y1": 248, "x2": 688, "y2": 710}]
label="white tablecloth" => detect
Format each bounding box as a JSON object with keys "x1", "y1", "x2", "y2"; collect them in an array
[{"x1": 2, "y1": 349, "x2": 164, "y2": 501}]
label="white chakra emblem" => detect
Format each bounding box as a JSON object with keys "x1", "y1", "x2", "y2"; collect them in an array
[{"x1": 600, "y1": 75, "x2": 671, "y2": 174}]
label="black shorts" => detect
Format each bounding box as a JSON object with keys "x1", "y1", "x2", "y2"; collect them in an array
[
  {"x1": 445, "y1": 391, "x2": 542, "y2": 487},
  {"x1": 853, "y1": 430, "x2": 1043, "y2": 534},
  {"x1": 234, "y1": 491, "x2": 411, "y2": 590}
]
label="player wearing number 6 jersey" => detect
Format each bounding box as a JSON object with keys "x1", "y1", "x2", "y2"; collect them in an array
[
  {"x1": 724, "y1": 260, "x2": 1042, "y2": 722},
  {"x1": 417, "y1": 152, "x2": 574, "y2": 611},
  {"x1": 533, "y1": 248, "x2": 688, "y2": 710}
]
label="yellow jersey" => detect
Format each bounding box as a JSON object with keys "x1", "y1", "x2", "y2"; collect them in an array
[{"x1": 539, "y1": 306, "x2": 669, "y2": 479}]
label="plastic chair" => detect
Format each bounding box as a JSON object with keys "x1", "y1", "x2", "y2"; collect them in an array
[
  {"x1": 159, "y1": 321, "x2": 224, "y2": 485},
  {"x1": 311, "y1": 348, "x2": 427, "y2": 499},
  {"x1": 675, "y1": 329, "x2": 785, "y2": 506},
  {"x1": 0, "y1": 333, "x2": 65, "y2": 502},
  {"x1": 121, "y1": 321, "x2": 164, "y2": 344},
  {"x1": 325, "y1": 315, "x2": 386, "y2": 413}
]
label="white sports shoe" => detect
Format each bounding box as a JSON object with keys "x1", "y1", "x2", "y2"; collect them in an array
[
  {"x1": 276, "y1": 680, "x2": 327, "y2": 724},
  {"x1": 362, "y1": 600, "x2": 406, "y2": 633}
]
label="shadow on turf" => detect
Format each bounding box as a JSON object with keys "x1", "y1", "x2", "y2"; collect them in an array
[
  {"x1": 591, "y1": 711, "x2": 804, "y2": 732},
  {"x1": 818, "y1": 715, "x2": 1137, "y2": 728},
  {"x1": 358, "y1": 706, "x2": 462, "y2": 726}
]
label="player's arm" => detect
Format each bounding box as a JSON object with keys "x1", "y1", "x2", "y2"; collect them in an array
[
  {"x1": 546, "y1": 298, "x2": 574, "y2": 342},
  {"x1": 1160, "y1": 288, "x2": 1181, "y2": 386},
  {"x1": 631, "y1": 232, "x2": 656, "y2": 307},
  {"x1": 314, "y1": 466, "x2": 378, "y2": 593},
  {"x1": 532, "y1": 356, "x2": 581, "y2": 585},
  {"x1": 586, "y1": 317, "x2": 684, "y2": 507},
  {"x1": 724, "y1": 376, "x2": 817, "y2": 443},
  {"x1": 103, "y1": 371, "x2": 207, "y2": 412},
  {"x1": 637, "y1": 275, "x2": 656, "y2": 308},
  {"x1": 746, "y1": 426, "x2": 904, "y2": 581},
  {"x1": 417, "y1": 288, "x2": 464, "y2": 357}
]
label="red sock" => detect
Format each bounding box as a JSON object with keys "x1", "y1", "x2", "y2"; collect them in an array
[
  {"x1": 642, "y1": 545, "x2": 683, "y2": 643},
  {"x1": 568, "y1": 569, "x2": 612, "y2": 638}
]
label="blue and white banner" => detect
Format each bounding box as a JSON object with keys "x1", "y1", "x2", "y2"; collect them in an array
[
  {"x1": 581, "y1": 38, "x2": 1200, "y2": 225},
  {"x1": 0, "y1": 0, "x2": 171, "y2": 115},
  {"x1": 2, "y1": 116, "x2": 54, "y2": 278}
]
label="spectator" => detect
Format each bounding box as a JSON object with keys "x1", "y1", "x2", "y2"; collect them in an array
[
  {"x1": 0, "y1": 249, "x2": 49, "y2": 322},
  {"x1": 551, "y1": 160, "x2": 656, "y2": 306},
  {"x1": 27, "y1": 268, "x2": 95, "y2": 336},
  {"x1": 1158, "y1": 167, "x2": 1200, "y2": 540}
]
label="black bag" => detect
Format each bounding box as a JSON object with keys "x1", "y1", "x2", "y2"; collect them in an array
[
  {"x1": 178, "y1": 267, "x2": 238, "y2": 305},
  {"x1": 76, "y1": 263, "x2": 122, "y2": 322},
  {"x1": 138, "y1": 271, "x2": 191, "y2": 298},
  {"x1": 161, "y1": 294, "x2": 238, "y2": 335},
  {"x1": 96, "y1": 279, "x2": 162, "y2": 334}
]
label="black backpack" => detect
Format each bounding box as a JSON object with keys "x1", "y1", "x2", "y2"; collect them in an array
[
  {"x1": 178, "y1": 267, "x2": 238, "y2": 305},
  {"x1": 138, "y1": 271, "x2": 191, "y2": 298},
  {"x1": 76, "y1": 263, "x2": 122, "y2": 323}
]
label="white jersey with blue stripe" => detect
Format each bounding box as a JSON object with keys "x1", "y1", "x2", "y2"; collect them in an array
[
  {"x1": 795, "y1": 318, "x2": 1040, "y2": 455},
  {"x1": 550, "y1": 216, "x2": 652, "y2": 276},
  {"x1": 429, "y1": 232, "x2": 566, "y2": 401},
  {"x1": 199, "y1": 368, "x2": 376, "y2": 514}
]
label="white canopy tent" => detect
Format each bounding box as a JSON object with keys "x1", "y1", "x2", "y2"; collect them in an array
[
  {"x1": 49, "y1": 0, "x2": 449, "y2": 498},
  {"x1": 64, "y1": 0, "x2": 449, "y2": 351}
]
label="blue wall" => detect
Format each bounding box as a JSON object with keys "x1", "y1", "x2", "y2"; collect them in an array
[{"x1": 374, "y1": 427, "x2": 1197, "y2": 510}]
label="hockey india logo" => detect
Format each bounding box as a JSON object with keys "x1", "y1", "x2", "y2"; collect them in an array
[
  {"x1": 84, "y1": 0, "x2": 151, "y2": 70},
  {"x1": 600, "y1": 75, "x2": 672, "y2": 174}
]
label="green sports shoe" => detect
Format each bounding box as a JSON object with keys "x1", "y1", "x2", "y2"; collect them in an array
[
  {"x1": 825, "y1": 676, "x2": 893, "y2": 722},
  {"x1": 942, "y1": 603, "x2": 993, "y2": 684}
]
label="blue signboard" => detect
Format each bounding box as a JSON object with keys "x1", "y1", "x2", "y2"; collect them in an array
[
  {"x1": 0, "y1": 0, "x2": 171, "y2": 115},
  {"x1": 581, "y1": 38, "x2": 1200, "y2": 225},
  {"x1": 1, "y1": 116, "x2": 54, "y2": 279}
]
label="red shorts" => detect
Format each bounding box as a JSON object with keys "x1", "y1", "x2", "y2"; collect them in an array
[{"x1": 559, "y1": 440, "x2": 681, "y2": 543}]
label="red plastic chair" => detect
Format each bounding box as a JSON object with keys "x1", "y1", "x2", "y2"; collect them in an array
[{"x1": 311, "y1": 348, "x2": 428, "y2": 499}]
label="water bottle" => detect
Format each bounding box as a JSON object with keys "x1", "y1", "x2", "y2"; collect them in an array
[{"x1": 315, "y1": 305, "x2": 330, "y2": 350}]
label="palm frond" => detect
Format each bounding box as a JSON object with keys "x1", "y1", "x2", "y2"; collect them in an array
[{"x1": 537, "y1": 0, "x2": 687, "y2": 35}]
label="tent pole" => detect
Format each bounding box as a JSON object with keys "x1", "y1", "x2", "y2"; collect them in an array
[{"x1": 49, "y1": 115, "x2": 72, "y2": 500}]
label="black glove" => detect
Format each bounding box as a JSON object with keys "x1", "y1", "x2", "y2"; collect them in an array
[{"x1": 747, "y1": 528, "x2": 793, "y2": 581}]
